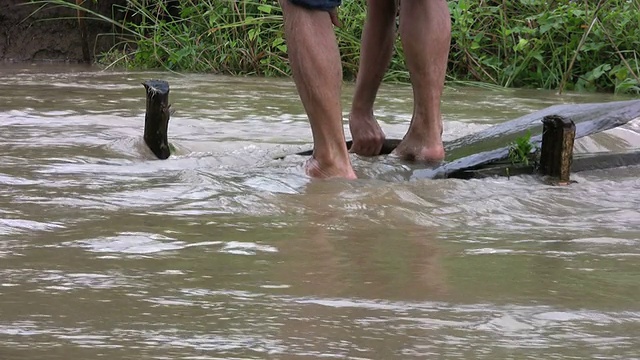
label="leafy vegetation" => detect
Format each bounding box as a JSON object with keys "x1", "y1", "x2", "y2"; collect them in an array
[
  {"x1": 508, "y1": 131, "x2": 538, "y2": 166},
  {"x1": 448, "y1": 0, "x2": 640, "y2": 94},
  {"x1": 29, "y1": 0, "x2": 640, "y2": 94}
]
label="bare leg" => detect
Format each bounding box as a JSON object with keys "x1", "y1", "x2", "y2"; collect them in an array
[
  {"x1": 280, "y1": 1, "x2": 356, "y2": 179},
  {"x1": 394, "y1": 0, "x2": 451, "y2": 162},
  {"x1": 348, "y1": 0, "x2": 398, "y2": 156}
]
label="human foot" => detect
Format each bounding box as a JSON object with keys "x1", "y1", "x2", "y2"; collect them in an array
[
  {"x1": 305, "y1": 156, "x2": 357, "y2": 180},
  {"x1": 348, "y1": 112, "x2": 386, "y2": 156},
  {"x1": 393, "y1": 139, "x2": 445, "y2": 163},
  {"x1": 393, "y1": 125, "x2": 445, "y2": 163}
]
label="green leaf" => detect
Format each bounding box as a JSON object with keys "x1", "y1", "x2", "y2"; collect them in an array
[
  {"x1": 248, "y1": 28, "x2": 259, "y2": 41},
  {"x1": 258, "y1": 5, "x2": 272, "y2": 14}
]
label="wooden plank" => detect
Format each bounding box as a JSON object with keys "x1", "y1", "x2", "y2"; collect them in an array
[
  {"x1": 442, "y1": 99, "x2": 640, "y2": 161},
  {"x1": 412, "y1": 99, "x2": 640, "y2": 180},
  {"x1": 287, "y1": 100, "x2": 640, "y2": 163},
  {"x1": 447, "y1": 150, "x2": 640, "y2": 180},
  {"x1": 292, "y1": 139, "x2": 401, "y2": 157},
  {"x1": 278, "y1": 99, "x2": 640, "y2": 179}
]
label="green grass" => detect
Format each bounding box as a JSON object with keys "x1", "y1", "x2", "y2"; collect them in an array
[{"x1": 28, "y1": 0, "x2": 640, "y2": 94}]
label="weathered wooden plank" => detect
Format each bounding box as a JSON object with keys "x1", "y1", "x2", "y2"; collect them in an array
[
  {"x1": 571, "y1": 150, "x2": 640, "y2": 172},
  {"x1": 286, "y1": 100, "x2": 640, "y2": 171},
  {"x1": 443, "y1": 99, "x2": 640, "y2": 161},
  {"x1": 412, "y1": 99, "x2": 640, "y2": 180},
  {"x1": 293, "y1": 139, "x2": 402, "y2": 157},
  {"x1": 447, "y1": 150, "x2": 640, "y2": 180}
]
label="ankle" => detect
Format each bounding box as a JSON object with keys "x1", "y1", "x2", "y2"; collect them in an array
[
  {"x1": 306, "y1": 155, "x2": 357, "y2": 180},
  {"x1": 409, "y1": 111, "x2": 443, "y2": 132},
  {"x1": 307, "y1": 140, "x2": 355, "y2": 181},
  {"x1": 313, "y1": 147, "x2": 350, "y2": 166},
  {"x1": 408, "y1": 121, "x2": 442, "y2": 136}
]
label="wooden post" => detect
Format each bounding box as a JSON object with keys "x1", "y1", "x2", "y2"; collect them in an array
[
  {"x1": 143, "y1": 80, "x2": 171, "y2": 160},
  {"x1": 539, "y1": 115, "x2": 576, "y2": 184}
]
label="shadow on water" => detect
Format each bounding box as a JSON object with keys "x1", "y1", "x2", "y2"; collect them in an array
[{"x1": 0, "y1": 64, "x2": 639, "y2": 359}]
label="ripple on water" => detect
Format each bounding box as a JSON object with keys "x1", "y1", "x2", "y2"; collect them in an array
[
  {"x1": 570, "y1": 237, "x2": 638, "y2": 246},
  {"x1": 0, "y1": 218, "x2": 65, "y2": 236},
  {"x1": 0, "y1": 173, "x2": 43, "y2": 186},
  {"x1": 36, "y1": 272, "x2": 134, "y2": 292},
  {"x1": 64, "y1": 232, "x2": 221, "y2": 258},
  {"x1": 111, "y1": 288, "x2": 640, "y2": 357},
  {"x1": 0, "y1": 269, "x2": 141, "y2": 293},
  {"x1": 219, "y1": 241, "x2": 279, "y2": 256},
  {"x1": 461, "y1": 234, "x2": 640, "y2": 260},
  {"x1": 0, "y1": 239, "x2": 21, "y2": 259},
  {"x1": 61, "y1": 232, "x2": 280, "y2": 258}
]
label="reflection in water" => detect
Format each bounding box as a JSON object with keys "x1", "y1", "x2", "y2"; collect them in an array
[{"x1": 0, "y1": 64, "x2": 639, "y2": 359}]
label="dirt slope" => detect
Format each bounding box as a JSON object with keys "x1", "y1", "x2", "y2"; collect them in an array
[{"x1": 0, "y1": 0, "x2": 126, "y2": 62}]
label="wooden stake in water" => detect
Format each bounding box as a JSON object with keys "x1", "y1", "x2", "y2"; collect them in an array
[
  {"x1": 539, "y1": 115, "x2": 576, "y2": 184},
  {"x1": 143, "y1": 80, "x2": 171, "y2": 160}
]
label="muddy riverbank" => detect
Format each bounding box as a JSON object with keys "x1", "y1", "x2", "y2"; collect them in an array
[{"x1": 0, "y1": 0, "x2": 126, "y2": 63}]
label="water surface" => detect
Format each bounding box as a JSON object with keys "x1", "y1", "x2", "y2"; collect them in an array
[{"x1": 1, "y1": 64, "x2": 639, "y2": 359}]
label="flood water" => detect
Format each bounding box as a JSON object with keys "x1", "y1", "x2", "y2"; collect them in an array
[{"x1": 1, "y1": 63, "x2": 639, "y2": 359}]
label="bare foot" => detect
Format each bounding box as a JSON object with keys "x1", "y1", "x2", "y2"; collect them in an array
[
  {"x1": 305, "y1": 156, "x2": 357, "y2": 180},
  {"x1": 348, "y1": 112, "x2": 386, "y2": 156},
  {"x1": 393, "y1": 126, "x2": 445, "y2": 163},
  {"x1": 393, "y1": 140, "x2": 445, "y2": 162}
]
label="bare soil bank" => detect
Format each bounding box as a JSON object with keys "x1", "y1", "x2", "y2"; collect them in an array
[{"x1": 0, "y1": 0, "x2": 126, "y2": 63}]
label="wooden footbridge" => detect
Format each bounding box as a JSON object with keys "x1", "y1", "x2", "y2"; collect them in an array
[{"x1": 141, "y1": 80, "x2": 640, "y2": 184}]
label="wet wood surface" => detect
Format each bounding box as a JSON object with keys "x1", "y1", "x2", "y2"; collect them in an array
[
  {"x1": 143, "y1": 80, "x2": 172, "y2": 160},
  {"x1": 414, "y1": 99, "x2": 640, "y2": 179},
  {"x1": 448, "y1": 150, "x2": 640, "y2": 180},
  {"x1": 538, "y1": 115, "x2": 576, "y2": 183},
  {"x1": 283, "y1": 99, "x2": 640, "y2": 179},
  {"x1": 291, "y1": 100, "x2": 640, "y2": 163}
]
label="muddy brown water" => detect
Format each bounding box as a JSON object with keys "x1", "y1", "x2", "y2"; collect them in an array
[{"x1": 1, "y1": 64, "x2": 639, "y2": 359}]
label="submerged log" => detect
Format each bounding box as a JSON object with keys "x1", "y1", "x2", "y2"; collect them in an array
[
  {"x1": 143, "y1": 80, "x2": 171, "y2": 160},
  {"x1": 539, "y1": 115, "x2": 576, "y2": 183}
]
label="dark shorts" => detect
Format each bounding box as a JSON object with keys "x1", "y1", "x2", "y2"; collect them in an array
[{"x1": 289, "y1": 0, "x2": 341, "y2": 11}]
